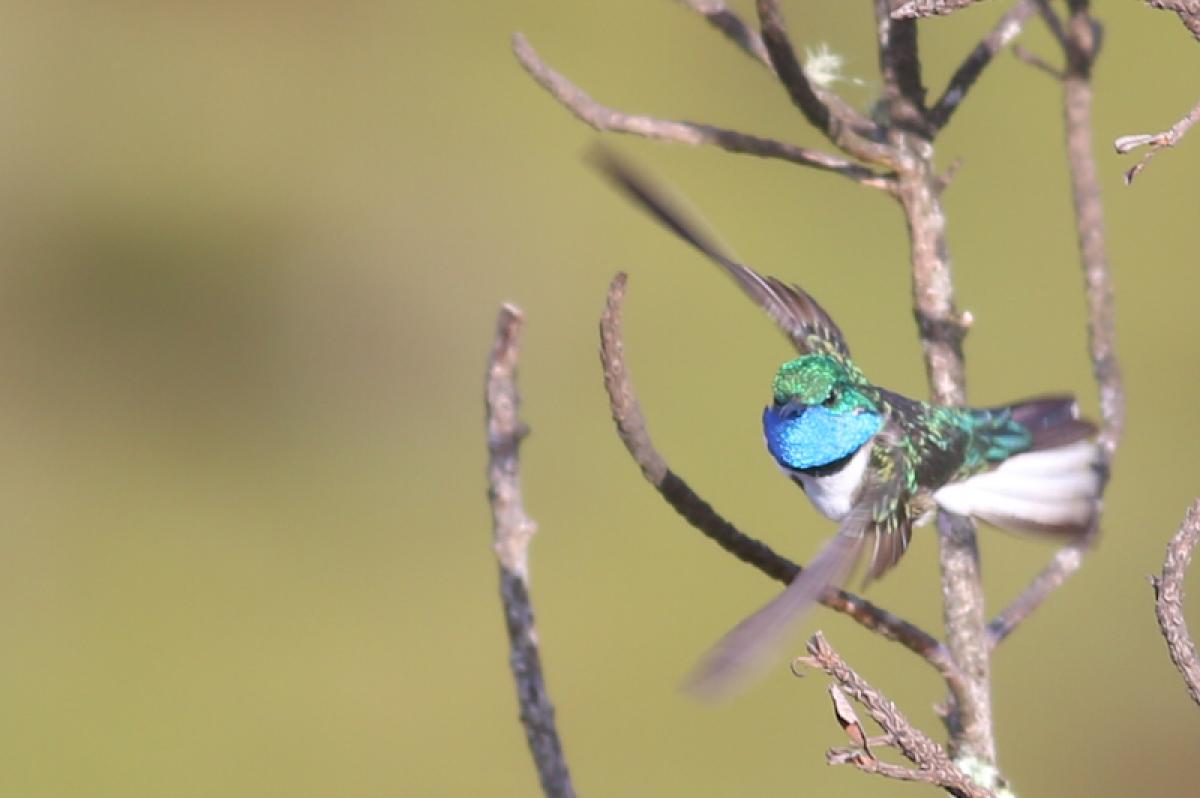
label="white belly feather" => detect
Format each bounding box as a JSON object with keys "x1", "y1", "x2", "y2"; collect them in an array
[{"x1": 791, "y1": 444, "x2": 872, "y2": 522}]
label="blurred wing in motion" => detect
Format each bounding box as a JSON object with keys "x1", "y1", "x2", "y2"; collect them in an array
[
  {"x1": 591, "y1": 148, "x2": 851, "y2": 359},
  {"x1": 684, "y1": 505, "x2": 870, "y2": 699}
]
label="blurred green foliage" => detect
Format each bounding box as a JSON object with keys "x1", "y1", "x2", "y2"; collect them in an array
[{"x1": 0, "y1": 1, "x2": 1196, "y2": 796}]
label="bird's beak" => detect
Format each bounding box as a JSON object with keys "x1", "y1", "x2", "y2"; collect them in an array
[{"x1": 776, "y1": 399, "x2": 807, "y2": 420}]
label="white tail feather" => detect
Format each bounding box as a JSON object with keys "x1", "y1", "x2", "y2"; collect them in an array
[{"x1": 934, "y1": 440, "x2": 1102, "y2": 532}]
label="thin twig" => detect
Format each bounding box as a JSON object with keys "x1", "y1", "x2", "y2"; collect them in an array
[
  {"x1": 1152, "y1": 499, "x2": 1200, "y2": 707},
  {"x1": 486, "y1": 305, "x2": 577, "y2": 798},
  {"x1": 1145, "y1": 0, "x2": 1200, "y2": 43},
  {"x1": 929, "y1": 1, "x2": 1038, "y2": 131},
  {"x1": 678, "y1": 0, "x2": 772, "y2": 67},
  {"x1": 511, "y1": 33, "x2": 895, "y2": 191},
  {"x1": 755, "y1": 0, "x2": 897, "y2": 167},
  {"x1": 892, "y1": 0, "x2": 993, "y2": 19},
  {"x1": 1116, "y1": 98, "x2": 1200, "y2": 185},
  {"x1": 987, "y1": 0, "x2": 1119, "y2": 650},
  {"x1": 876, "y1": 0, "x2": 930, "y2": 134},
  {"x1": 1034, "y1": 0, "x2": 1069, "y2": 47},
  {"x1": 598, "y1": 272, "x2": 965, "y2": 685},
  {"x1": 1146, "y1": 0, "x2": 1200, "y2": 11},
  {"x1": 798, "y1": 633, "x2": 997, "y2": 798},
  {"x1": 988, "y1": 546, "x2": 1084, "y2": 646},
  {"x1": 1063, "y1": 0, "x2": 1122, "y2": 460},
  {"x1": 1011, "y1": 43, "x2": 1064, "y2": 80}
]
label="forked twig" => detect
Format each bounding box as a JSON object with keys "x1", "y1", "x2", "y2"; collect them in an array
[
  {"x1": 1153, "y1": 499, "x2": 1200, "y2": 707},
  {"x1": 1116, "y1": 99, "x2": 1200, "y2": 185},
  {"x1": 678, "y1": 0, "x2": 772, "y2": 67},
  {"x1": 798, "y1": 633, "x2": 997, "y2": 798},
  {"x1": 989, "y1": 0, "x2": 1121, "y2": 647},
  {"x1": 511, "y1": 33, "x2": 895, "y2": 192},
  {"x1": 928, "y1": 1, "x2": 1037, "y2": 131},
  {"x1": 486, "y1": 305, "x2": 577, "y2": 798}
]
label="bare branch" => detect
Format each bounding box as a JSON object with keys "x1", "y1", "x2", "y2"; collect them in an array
[
  {"x1": 1147, "y1": 0, "x2": 1200, "y2": 11},
  {"x1": 486, "y1": 305, "x2": 577, "y2": 798},
  {"x1": 511, "y1": 33, "x2": 895, "y2": 191},
  {"x1": 1011, "y1": 43, "x2": 1064, "y2": 80},
  {"x1": 987, "y1": 545, "x2": 1084, "y2": 647},
  {"x1": 672, "y1": 4, "x2": 882, "y2": 154},
  {"x1": 875, "y1": 0, "x2": 930, "y2": 134},
  {"x1": 1034, "y1": 0, "x2": 1069, "y2": 48},
  {"x1": 755, "y1": 0, "x2": 897, "y2": 166},
  {"x1": 1152, "y1": 499, "x2": 1200, "y2": 707},
  {"x1": 1116, "y1": 98, "x2": 1200, "y2": 185},
  {"x1": 987, "y1": 0, "x2": 1119, "y2": 656},
  {"x1": 892, "y1": 0, "x2": 993, "y2": 19},
  {"x1": 1145, "y1": 0, "x2": 1200, "y2": 43},
  {"x1": 799, "y1": 633, "x2": 998, "y2": 798},
  {"x1": 1060, "y1": 0, "x2": 1122, "y2": 462},
  {"x1": 678, "y1": 0, "x2": 772, "y2": 67},
  {"x1": 929, "y1": 1, "x2": 1038, "y2": 131},
  {"x1": 933, "y1": 513, "x2": 993, "y2": 760},
  {"x1": 598, "y1": 273, "x2": 965, "y2": 683},
  {"x1": 877, "y1": 0, "x2": 994, "y2": 761}
]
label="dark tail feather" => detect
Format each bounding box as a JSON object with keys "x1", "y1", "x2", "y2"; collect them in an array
[{"x1": 996, "y1": 394, "x2": 1097, "y2": 452}]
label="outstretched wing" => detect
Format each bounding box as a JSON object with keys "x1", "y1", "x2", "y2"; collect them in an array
[
  {"x1": 685, "y1": 447, "x2": 914, "y2": 698},
  {"x1": 592, "y1": 149, "x2": 851, "y2": 359},
  {"x1": 685, "y1": 505, "x2": 870, "y2": 699}
]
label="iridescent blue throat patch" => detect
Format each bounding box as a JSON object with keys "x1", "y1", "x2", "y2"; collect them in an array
[{"x1": 762, "y1": 405, "x2": 882, "y2": 470}]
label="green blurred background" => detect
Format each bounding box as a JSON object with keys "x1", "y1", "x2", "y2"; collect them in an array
[{"x1": 0, "y1": 1, "x2": 1196, "y2": 795}]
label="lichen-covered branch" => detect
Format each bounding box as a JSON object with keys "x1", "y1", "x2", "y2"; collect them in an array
[
  {"x1": 799, "y1": 633, "x2": 998, "y2": 798},
  {"x1": 1153, "y1": 499, "x2": 1200, "y2": 707},
  {"x1": 486, "y1": 305, "x2": 577, "y2": 798}
]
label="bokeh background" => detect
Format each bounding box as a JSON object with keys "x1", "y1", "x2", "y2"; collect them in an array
[{"x1": 0, "y1": 2, "x2": 1196, "y2": 796}]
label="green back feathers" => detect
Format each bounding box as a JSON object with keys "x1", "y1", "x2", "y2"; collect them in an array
[{"x1": 960, "y1": 407, "x2": 1035, "y2": 473}]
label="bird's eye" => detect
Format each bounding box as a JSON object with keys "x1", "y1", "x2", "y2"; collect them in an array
[{"x1": 822, "y1": 388, "x2": 839, "y2": 408}]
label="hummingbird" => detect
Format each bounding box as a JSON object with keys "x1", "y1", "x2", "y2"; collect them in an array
[{"x1": 594, "y1": 151, "x2": 1104, "y2": 696}]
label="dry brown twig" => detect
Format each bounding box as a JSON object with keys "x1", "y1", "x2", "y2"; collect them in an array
[
  {"x1": 893, "y1": 0, "x2": 993, "y2": 19},
  {"x1": 1145, "y1": 0, "x2": 1200, "y2": 41},
  {"x1": 485, "y1": 305, "x2": 577, "y2": 798},
  {"x1": 1112, "y1": 2, "x2": 1200, "y2": 182},
  {"x1": 511, "y1": 32, "x2": 896, "y2": 192},
  {"x1": 1116, "y1": 100, "x2": 1200, "y2": 185},
  {"x1": 1153, "y1": 499, "x2": 1200, "y2": 707},
  {"x1": 989, "y1": 0, "x2": 1122, "y2": 649},
  {"x1": 797, "y1": 633, "x2": 998, "y2": 798}
]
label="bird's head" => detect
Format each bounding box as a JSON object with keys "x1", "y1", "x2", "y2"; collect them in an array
[{"x1": 762, "y1": 354, "x2": 882, "y2": 470}]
